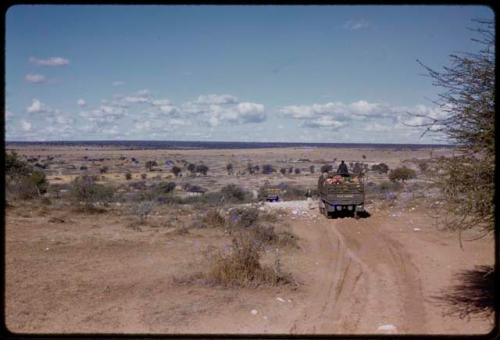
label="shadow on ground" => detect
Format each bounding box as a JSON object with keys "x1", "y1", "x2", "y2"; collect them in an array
[
  {"x1": 328, "y1": 210, "x2": 371, "y2": 219},
  {"x1": 432, "y1": 265, "x2": 495, "y2": 320}
]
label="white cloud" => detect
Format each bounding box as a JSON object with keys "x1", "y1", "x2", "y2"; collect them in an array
[
  {"x1": 363, "y1": 122, "x2": 391, "y2": 132},
  {"x1": 80, "y1": 104, "x2": 127, "y2": 124},
  {"x1": 77, "y1": 99, "x2": 86, "y2": 107},
  {"x1": 123, "y1": 89, "x2": 151, "y2": 104},
  {"x1": 343, "y1": 19, "x2": 370, "y2": 31},
  {"x1": 303, "y1": 116, "x2": 345, "y2": 129},
  {"x1": 25, "y1": 74, "x2": 47, "y2": 84},
  {"x1": 29, "y1": 56, "x2": 69, "y2": 66},
  {"x1": 26, "y1": 99, "x2": 49, "y2": 113},
  {"x1": 6, "y1": 110, "x2": 13, "y2": 121},
  {"x1": 112, "y1": 81, "x2": 125, "y2": 86},
  {"x1": 235, "y1": 102, "x2": 265, "y2": 123},
  {"x1": 196, "y1": 94, "x2": 238, "y2": 105},
  {"x1": 151, "y1": 99, "x2": 172, "y2": 106},
  {"x1": 20, "y1": 120, "x2": 32, "y2": 131}
]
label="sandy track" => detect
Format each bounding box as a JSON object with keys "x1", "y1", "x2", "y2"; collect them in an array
[{"x1": 286, "y1": 208, "x2": 425, "y2": 334}]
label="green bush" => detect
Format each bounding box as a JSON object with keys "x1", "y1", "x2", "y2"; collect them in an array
[
  {"x1": 70, "y1": 175, "x2": 114, "y2": 210},
  {"x1": 371, "y1": 163, "x2": 390, "y2": 174},
  {"x1": 5, "y1": 151, "x2": 31, "y2": 176},
  {"x1": 389, "y1": 166, "x2": 417, "y2": 182},
  {"x1": 5, "y1": 151, "x2": 48, "y2": 199}
]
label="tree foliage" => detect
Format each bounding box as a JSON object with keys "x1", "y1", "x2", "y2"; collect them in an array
[{"x1": 416, "y1": 20, "x2": 494, "y2": 234}]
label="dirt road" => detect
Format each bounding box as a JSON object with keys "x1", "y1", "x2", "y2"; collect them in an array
[
  {"x1": 5, "y1": 200, "x2": 494, "y2": 334},
  {"x1": 276, "y1": 201, "x2": 493, "y2": 335}
]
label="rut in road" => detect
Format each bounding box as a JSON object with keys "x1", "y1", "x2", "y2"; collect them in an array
[{"x1": 289, "y1": 212, "x2": 427, "y2": 334}]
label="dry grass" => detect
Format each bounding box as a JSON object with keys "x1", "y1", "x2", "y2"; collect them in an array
[{"x1": 206, "y1": 231, "x2": 293, "y2": 287}]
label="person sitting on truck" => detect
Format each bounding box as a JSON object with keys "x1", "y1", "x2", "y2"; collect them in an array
[{"x1": 337, "y1": 160, "x2": 349, "y2": 176}]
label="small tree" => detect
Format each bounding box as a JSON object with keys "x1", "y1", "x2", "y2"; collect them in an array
[
  {"x1": 414, "y1": 19, "x2": 494, "y2": 235},
  {"x1": 388, "y1": 166, "x2": 416, "y2": 183},
  {"x1": 171, "y1": 166, "x2": 181, "y2": 177}
]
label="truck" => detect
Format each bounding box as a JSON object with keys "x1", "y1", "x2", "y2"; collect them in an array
[
  {"x1": 263, "y1": 187, "x2": 281, "y2": 202},
  {"x1": 318, "y1": 172, "x2": 365, "y2": 218}
]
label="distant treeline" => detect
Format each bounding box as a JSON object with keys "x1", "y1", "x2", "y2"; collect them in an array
[{"x1": 5, "y1": 140, "x2": 455, "y2": 150}]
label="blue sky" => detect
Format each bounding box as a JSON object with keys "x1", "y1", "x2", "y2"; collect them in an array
[{"x1": 5, "y1": 5, "x2": 494, "y2": 143}]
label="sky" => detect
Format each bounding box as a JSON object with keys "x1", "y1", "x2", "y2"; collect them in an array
[{"x1": 5, "y1": 5, "x2": 494, "y2": 143}]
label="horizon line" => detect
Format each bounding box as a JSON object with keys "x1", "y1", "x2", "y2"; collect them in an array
[{"x1": 5, "y1": 139, "x2": 455, "y2": 147}]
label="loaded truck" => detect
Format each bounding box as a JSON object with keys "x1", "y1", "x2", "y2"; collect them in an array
[{"x1": 318, "y1": 172, "x2": 365, "y2": 218}]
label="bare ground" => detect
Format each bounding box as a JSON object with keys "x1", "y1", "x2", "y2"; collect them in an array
[{"x1": 5, "y1": 199, "x2": 494, "y2": 335}]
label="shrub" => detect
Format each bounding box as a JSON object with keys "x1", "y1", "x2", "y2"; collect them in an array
[
  {"x1": 220, "y1": 184, "x2": 247, "y2": 203},
  {"x1": 228, "y1": 206, "x2": 259, "y2": 228},
  {"x1": 226, "y1": 163, "x2": 234, "y2": 175},
  {"x1": 80, "y1": 165, "x2": 88, "y2": 171},
  {"x1": 201, "y1": 209, "x2": 226, "y2": 228},
  {"x1": 362, "y1": 154, "x2": 367, "y2": 159},
  {"x1": 6, "y1": 151, "x2": 31, "y2": 176},
  {"x1": 352, "y1": 162, "x2": 364, "y2": 176},
  {"x1": 5, "y1": 152, "x2": 48, "y2": 199},
  {"x1": 99, "y1": 166, "x2": 109, "y2": 174},
  {"x1": 320, "y1": 164, "x2": 333, "y2": 173},
  {"x1": 125, "y1": 172, "x2": 132, "y2": 180},
  {"x1": 389, "y1": 166, "x2": 417, "y2": 182},
  {"x1": 187, "y1": 163, "x2": 196, "y2": 174},
  {"x1": 145, "y1": 160, "x2": 158, "y2": 171},
  {"x1": 371, "y1": 163, "x2": 389, "y2": 174},
  {"x1": 279, "y1": 168, "x2": 287, "y2": 175},
  {"x1": 141, "y1": 173, "x2": 147, "y2": 180},
  {"x1": 171, "y1": 166, "x2": 182, "y2": 177},
  {"x1": 70, "y1": 175, "x2": 114, "y2": 211},
  {"x1": 418, "y1": 161, "x2": 429, "y2": 173},
  {"x1": 294, "y1": 168, "x2": 301, "y2": 174},
  {"x1": 288, "y1": 167, "x2": 293, "y2": 174},
  {"x1": 30, "y1": 170, "x2": 49, "y2": 194},
  {"x1": 247, "y1": 163, "x2": 255, "y2": 175},
  {"x1": 309, "y1": 165, "x2": 315, "y2": 174},
  {"x1": 207, "y1": 233, "x2": 291, "y2": 287},
  {"x1": 262, "y1": 164, "x2": 274, "y2": 175},
  {"x1": 133, "y1": 200, "x2": 155, "y2": 224},
  {"x1": 156, "y1": 181, "x2": 176, "y2": 194},
  {"x1": 195, "y1": 164, "x2": 209, "y2": 176}
]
